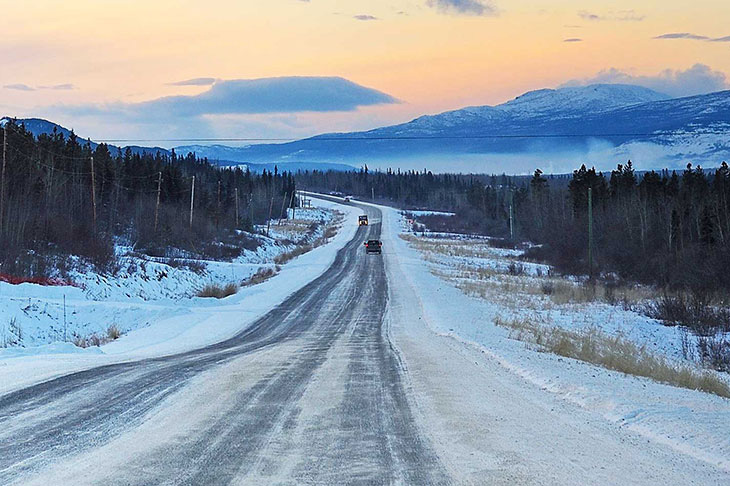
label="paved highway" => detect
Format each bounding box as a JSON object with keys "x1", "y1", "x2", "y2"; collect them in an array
[{"x1": 0, "y1": 202, "x2": 449, "y2": 485}]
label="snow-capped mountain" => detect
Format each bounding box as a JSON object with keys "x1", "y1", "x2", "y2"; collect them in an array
[{"x1": 231, "y1": 84, "x2": 730, "y2": 171}]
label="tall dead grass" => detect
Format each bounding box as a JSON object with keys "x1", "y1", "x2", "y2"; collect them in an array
[{"x1": 494, "y1": 316, "x2": 730, "y2": 398}]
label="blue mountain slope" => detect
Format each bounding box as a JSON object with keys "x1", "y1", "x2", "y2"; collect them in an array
[{"x1": 231, "y1": 85, "x2": 730, "y2": 163}]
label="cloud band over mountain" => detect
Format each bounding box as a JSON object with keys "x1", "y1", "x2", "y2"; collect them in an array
[{"x1": 58, "y1": 77, "x2": 398, "y2": 119}]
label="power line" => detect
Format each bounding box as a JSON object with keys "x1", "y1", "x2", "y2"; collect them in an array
[{"x1": 97, "y1": 133, "x2": 673, "y2": 143}]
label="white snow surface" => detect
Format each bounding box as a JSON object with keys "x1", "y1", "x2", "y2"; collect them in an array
[
  {"x1": 369, "y1": 200, "x2": 730, "y2": 481},
  {"x1": 0, "y1": 198, "x2": 362, "y2": 394}
]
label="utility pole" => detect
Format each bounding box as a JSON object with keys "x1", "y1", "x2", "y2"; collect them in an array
[
  {"x1": 266, "y1": 196, "x2": 274, "y2": 236},
  {"x1": 216, "y1": 180, "x2": 221, "y2": 229},
  {"x1": 235, "y1": 187, "x2": 239, "y2": 227},
  {"x1": 509, "y1": 189, "x2": 514, "y2": 240},
  {"x1": 63, "y1": 294, "x2": 67, "y2": 342},
  {"x1": 189, "y1": 176, "x2": 195, "y2": 229},
  {"x1": 154, "y1": 171, "x2": 162, "y2": 233},
  {"x1": 90, "y1": 156, "x2": 97, "y2": 233},
  {"x1": 289, "y1": 191, "x2": 296, "y2": 220},
  {"x1": 278, "y1": 192, "x2": 288, "y2": 225},
  {"x1": 249, "y1": 193, "x2": 253, "y2": 227},
  {"x1": 0, "y1": 126, "x2": 6, "y2": 238},
  {"x1": 588, "y1": 187, "x2": 593, "y2": 278},
  {"x1": 372, "y1": 186, "x2": 375, "y2": 201}
]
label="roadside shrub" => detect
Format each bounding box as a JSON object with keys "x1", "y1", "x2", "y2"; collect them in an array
[
  {"x1": 106, "y1": 324, "x2": 121, "y2": 341},
  {"x1": 645, "y1": 292, "x2": 730, "y2": 335},
  {"x1": 197, "y1": 282, "x2": 239, "y2": 299}
]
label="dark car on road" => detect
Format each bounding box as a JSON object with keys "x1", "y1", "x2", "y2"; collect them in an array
[
  {"x1": 364, "y1": 240, "x2": 382, "y2": 254},
  {"x1": 358, "y1": 215, "x2": 369, "y2": 226}
]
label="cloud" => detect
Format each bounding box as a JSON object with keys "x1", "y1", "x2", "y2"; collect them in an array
[
  {"x1": 563, "y1": 38, "x2": 583, "y2": 43},
  {"x1": 353, "y1": 14, "x2": 378, "y2": 21},
  {"x1": 561, "y1": 64, "x2": 729, "y2": 98},
  {"x1": 654, "y1": 32, "x2": 709, "y2": 40},
  {"x1": 167, "y1": 77, "x2": 218, "y2": 86},
  {"x1": 38, "y1": 84, "x2": 75, "y2": 90},
  {"x1": 710, "y1": 36, "x2": 730, "y2": 42},
  {"x1": 426, "y1": 0, "x2": 497, "y2": 16},
  {"x1": 57, "y1": 77, "x2": 398, "y2": 120},
  {"x1": 4, "y1": 82, "x2": 75, "y2": 91},
  {"x1": 4, "y1": 83, "x2": 35, "y2": 91},
  {"x1": 579, "y1": 10, "x2": 645, "y2": 22}
]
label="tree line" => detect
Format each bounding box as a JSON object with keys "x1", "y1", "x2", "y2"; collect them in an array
[
  {"x1": 296, "y1": 161, "x2": 730, "y2": 294},
  {"x1": 0, "y1": 121, "x2": 296, "y2": 276}
]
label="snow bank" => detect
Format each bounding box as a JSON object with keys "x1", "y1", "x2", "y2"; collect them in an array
[{"x1": 0, "y1": 197, "x2": 361, "y2": 393}]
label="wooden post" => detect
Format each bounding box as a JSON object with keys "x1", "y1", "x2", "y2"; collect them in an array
[
  {"x1": 266, "y1": 196, "x2": 274, "y2": 236},
  {"x1": 278, "y1": 192, "x2": 288, "y2": 225},
  {"x1": 90, "y1": 156, "x2": 97, "y2": 233},
  {"x1": 216, "y1": 180, "x2": 221, "y2": 229},
  {"x1": 235, "y1": 187, "x2": 239, "y2": 227},
  {"x1": 189, "y1": 176, "x2": 195, "y2": 229},
  {"x1": 0, "y1": 126, "x2": 6, "y2": 237},
  {"x1": 154, "y1": 171, "x2": 162, "y2": 233},
  {"x1": 588, "y1": 187, "x2": 593, "y2": 278},
  {"x1": 289, "y1": 191, "x2": 296, "y2": 220}
]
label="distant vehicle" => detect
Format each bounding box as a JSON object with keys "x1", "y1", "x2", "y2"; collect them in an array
[
  {"x1": 358, "y1": 215, "x2": 368, "y2": 226},
  {"x1": 364, "y1": 239, "x2": 382, "y2": 254},
  {"x1": 344, "y1": 195, "x2": 352, "y2": 202}
]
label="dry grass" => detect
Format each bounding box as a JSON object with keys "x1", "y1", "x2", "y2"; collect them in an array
[
  {"x1": 242, "y1": 266, "x2": 279, "y2": 287},
  {"x1": 73, "y1": 324, "x2": 122, "y2": 348},
  {"x1": 197, "y1": 282, "x2": 239, "y2": 299},
  {"x1": 494, "y1": 316, "x2": 730, "y2": 398},
  {"x1": 274, "y1": 212, "x2": 343, "y2": 265},
  {"x1": 274, "y1": 245, "x2": 312, "y2": 265}
]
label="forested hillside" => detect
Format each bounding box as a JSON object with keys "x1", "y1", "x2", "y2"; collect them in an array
[{"x1": 0, "y1": 120, "x2": 295, "y2": 277}]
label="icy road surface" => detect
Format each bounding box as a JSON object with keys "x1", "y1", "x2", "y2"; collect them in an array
[
  {"x1": 1, "y1": 198, "x2": 728, "y2": 485},
  {"x1": 0, "y1": 202, "x2": 446, "y2": 485}
]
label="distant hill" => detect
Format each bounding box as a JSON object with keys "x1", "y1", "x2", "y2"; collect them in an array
[
  {"x1": 0, "y1": 117, "x2": 171, "y2": 157},
  {"x1": 227, "y1": 84, "x2": 730, "y2": 172},
  {"x1": 0, "y1": 117, "x2": 357, "y2": 172}
]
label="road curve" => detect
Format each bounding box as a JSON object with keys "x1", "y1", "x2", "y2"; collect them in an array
[{"x1": 0, "y1": 202, "x2": 449, "y2": 485}]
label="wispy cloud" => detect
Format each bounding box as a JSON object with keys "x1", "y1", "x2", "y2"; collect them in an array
[
  {"x1": 38, "y1": 84, "x2": 75, "y2": 90},
  {"x1": 4, "y1": 83, "x2": 35, "y2": 91},
  {"x1": 563, "y1": 38, "x2": 583, "y2": 43},
  {"x1": 654, "y1": 32, "x2": 730, "y2": 42},
  {"x1": 4, "y1": 82, "x2": 75, "y2": 91},
  {"x1": 579, "y1": 10, "x2": 645, "y2": 22},
  {"x1": 167, "y1": 77, "x2": 218, "y2": 86},
  {"x1": 426, "y1": 0, "x2": 497, "y2": 17},
  {"x1": 56, "y1": 77, "x2": 399, "y2": 120},
  {"x1": 561, "y1": 64, "x2": 729, "y2": 98},
  {"x1": 654, "y1": 32, "x2": 709, "y2": 40},
  {"x1": 353, "y1": 14, "x2": 378, "y2": 21}
]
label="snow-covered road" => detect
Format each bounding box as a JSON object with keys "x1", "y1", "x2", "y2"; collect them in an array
[{"x1": 0, "y1": 197, "x2": 728, "y2": 485}]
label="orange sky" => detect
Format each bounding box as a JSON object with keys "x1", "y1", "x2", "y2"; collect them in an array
[{"x1": 1, "y1": 0, "x2": 729, "y2": 141}]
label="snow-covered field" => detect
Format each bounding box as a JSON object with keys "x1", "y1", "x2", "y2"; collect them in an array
[
  {"x1": 373, "y1": 203, "x2": 730, "y2": 479},
  {"x1": 0, "y1": 198, "x2": 362, "y2": 392}
]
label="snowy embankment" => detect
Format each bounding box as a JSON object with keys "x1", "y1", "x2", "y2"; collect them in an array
[
  {"x1": 373, "y1": 202, "x2": 730, "y2": 479},
  {"x1": 0, "y1": 198, "x2": 362, "y2": 393}
]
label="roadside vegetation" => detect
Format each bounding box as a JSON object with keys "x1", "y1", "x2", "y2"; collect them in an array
[
  {"x1": 0, "y1": 119, "x2": 297, "y2": 280},
  {"x1": 494, "y1": 316, "x2": 730, "y2": 398},
  {"x1": 401, "y1": 232, "x2": 730, "y2": 393}
]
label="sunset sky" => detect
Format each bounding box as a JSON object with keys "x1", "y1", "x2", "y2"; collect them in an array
[{"x1": 2, "y1": 0, "x2": 729, "y2": 145}]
